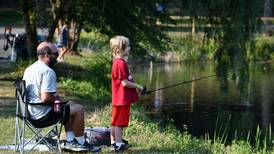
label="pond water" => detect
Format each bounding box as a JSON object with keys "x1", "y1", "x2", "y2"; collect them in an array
[{"x1": 132, "y1": 62, "x2": 274, "y2": 143}]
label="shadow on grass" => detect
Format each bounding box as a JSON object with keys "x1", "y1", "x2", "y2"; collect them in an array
[
  {"x1": 54, "y1": 59, "x2": 112, "y2": 113},
  {"x1": 55, "y1": 58, "x2": 111, "y2": 87},
  {"x1": 0, "y1": 97, "x2": 16, "y2": 118}
]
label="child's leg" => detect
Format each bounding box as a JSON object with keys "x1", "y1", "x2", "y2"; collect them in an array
[
  {"x1": 111, "y1": 126, "x2": 116, "y2": 145},
  {"x1": 114, "y1": 126, "x2": 123, "y2": 143}
]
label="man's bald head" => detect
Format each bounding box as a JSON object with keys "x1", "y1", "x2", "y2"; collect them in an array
[{"x1": 37, "y1": 41, "x2": 58, "y2": 55}]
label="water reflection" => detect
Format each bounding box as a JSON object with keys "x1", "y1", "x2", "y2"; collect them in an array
[
  {"x1": 154, "y1": 81, "x2": 163, "y2": 110},
  {"x1": 133, "y1": 62, "x2": 274, "y2": 144}
]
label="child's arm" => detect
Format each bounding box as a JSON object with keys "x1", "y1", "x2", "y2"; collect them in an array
[{"x1": 121, "y1": 79, "x2": 144, "y2": 91}]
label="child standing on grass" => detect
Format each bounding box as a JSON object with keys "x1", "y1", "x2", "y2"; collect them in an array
[{"x1": 110, "y1": 35, "x2": 145, "y2": 152}]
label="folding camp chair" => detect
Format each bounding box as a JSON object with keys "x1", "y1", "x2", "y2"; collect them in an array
[{"x1": 13, "y1": 80, "x2": 65, "y2": 154}]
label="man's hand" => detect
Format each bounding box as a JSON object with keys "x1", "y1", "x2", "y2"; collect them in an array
[{"x1": 54, "y1": 100, "x2": 61, "y2": 112}]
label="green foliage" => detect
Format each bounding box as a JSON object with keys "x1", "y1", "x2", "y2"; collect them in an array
[
  {"x1": 0, "y1": 60, "x2": 35, "y2": 80},
  {"x1": 64, "y1": 0, "x2": 168, "y2": 58},
  {"x1": 56, "y1": 52, "x2": 112, "y2": 103},
  {"x1": 252, "y1": 36, "x2": 274, "y2": 61},
  {"x1": 166, "y1": 34, "x2": 217, "y2": 61},
  {"x1": 186, "y1": 0, "x2": 262, "y2": 97},
  {"x1": 61, "y1": 78, "x2": 111, "y2": 103},
  {"x1": 78, "y1": 31, "x2": 109, "y2": 52},
  {"x1": 168, "y1": 35, "x2": 202, "y2": 61},
  {"x1": 0, "y1": 10, "x2": 23, "y2": 26},
  {"x1": 229, "y1": 140, "x2": 253, "y2": 154}
]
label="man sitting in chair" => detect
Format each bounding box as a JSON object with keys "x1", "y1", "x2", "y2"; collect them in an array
[{"x1": 23, "y1": 41, "x2": 100, "y2": 152}]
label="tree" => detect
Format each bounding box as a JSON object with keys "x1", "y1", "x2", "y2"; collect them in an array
[
  {"x1": 264, "y1": 0, "x2": 273, "y2": 36},
  {"x1": 186, "y1": 0, "x2": 262, "y2": 94},
  {"x1": 21, "y1": 0, "x2": 38, "y2": 59},
  {"x1": 84, "y1": 0, "x2": 167, "y2": 58},
  {"x1": 47, "y1": 0, "x2": 70, "y2": 41},
  {"x1": 53, "y1": 0, "x2": 168, "y2": 57}
]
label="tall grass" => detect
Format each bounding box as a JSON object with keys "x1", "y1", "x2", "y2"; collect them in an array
[
  {"x1": 213, "y1": 114, "x2": 231, "y2": 144},
  {"x1": 248, "y1": 36, "x2": 274, "y2": 61}
]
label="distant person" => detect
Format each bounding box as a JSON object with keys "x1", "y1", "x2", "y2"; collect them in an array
[
  {"x1": 23, "y1": 41, "x2": 101, "y2": 152},
  {"x1": 155, "y1": 3, "x2": 165, "y2": 15},
  {"x1": 109, "y1": 36, "x2": 146, "y2": 152},
  {"x1": 57, "y1": 22, "x2": 69, "y2": 62},
  {"x1": 155, "y1": 3, "x2": 166, "y2": 22},
  {"x1": 3, "y1": 26, "x2": 15, "y2": 51}
]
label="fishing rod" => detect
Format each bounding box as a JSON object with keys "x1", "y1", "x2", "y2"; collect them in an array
[{"x1": 141, "y1": 66, "x2": 246, "y2": 95}]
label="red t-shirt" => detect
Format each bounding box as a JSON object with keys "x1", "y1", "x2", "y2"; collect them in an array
[{"x1": 112, "y1": 58, "x2": 138, "y2": 106}]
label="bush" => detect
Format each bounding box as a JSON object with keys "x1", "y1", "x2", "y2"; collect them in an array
[
  {"x1": 253, "y1": 36, "x2": 274, "y2": 61},
  {"x1": 168, "y1": 34, "x2": 217, "y2": 61},
  {"x1": 57, "y1": 52, "x2": 112, "y2": 104}
]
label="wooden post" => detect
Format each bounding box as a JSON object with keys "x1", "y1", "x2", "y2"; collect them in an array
[{"x1": 192, "y1": 17, "x2": 196, "y2": 34}]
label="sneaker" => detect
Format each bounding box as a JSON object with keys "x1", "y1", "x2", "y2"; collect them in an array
[
  {"x1": 64, "y1": 139, "x2": 89, "y2": 151},
  {"x1": 122, "y1": 139, "x2": 128, "y2": 146},
  {"x1": 110, "y1": 139, "x2": 128, "y2": 151},
  {"x1": 115, "y1": 143, "x2": 127, "y2": 152},
  {"x1": 83, "y1": 141, "x2": 101, "y2": 153}
]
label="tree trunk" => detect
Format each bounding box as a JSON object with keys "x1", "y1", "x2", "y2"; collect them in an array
[
  {"x1": 264, "y1": 0, "x2": 272, "y2": 36},
  {"x1": 21, "y1": 0, "x2": 38, "y2": 59},
  {"x1": 47, "y1": 0, "x2": 69, "y2": 41},
  {"x1": 69, "y1": 20, "x2": 82, "y2": 52}
]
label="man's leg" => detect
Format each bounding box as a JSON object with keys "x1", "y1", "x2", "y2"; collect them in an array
[
  {"x1": 69, "y1": 102, "x2": 85, "y2": 136},
  {"x1": 63, "y1": 101, "x2": 101, "y2": 152},
  {"x1": 65, "y1": 101, "x2": 85, "y2": 143}
]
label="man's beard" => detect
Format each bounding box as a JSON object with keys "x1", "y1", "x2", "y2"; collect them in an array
[{"x1": 49, "y1": 59, "x2": 57, "y2": 68}]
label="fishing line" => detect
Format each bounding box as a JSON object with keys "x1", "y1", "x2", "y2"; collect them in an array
[{"x1": 141, "y1": 66, "x2": 246, "y2": 95}]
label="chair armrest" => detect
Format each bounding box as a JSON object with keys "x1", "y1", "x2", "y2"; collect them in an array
[
  {"x1": 26, "y1": 102, "x2": 53, "y2": 106},
  {"x1": 54, "y1": 101, "x2": 68, "y2": 105},
  {"x1": 26, "y1": 101, "x2": 68, "y2": 106}
]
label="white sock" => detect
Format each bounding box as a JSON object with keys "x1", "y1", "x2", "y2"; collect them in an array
[
  {"x1": 111, "y1": 140, "x2": 115, "y2": 145},
  {"x1": 75, "y1": 136, "x2": 85, "y2": 145},
  {"x1": 66, "y1": 131, "x2": 75, "y2": 142},
  {"x1": 116, "y1": 142, "x2": 125, "y2": 147}
]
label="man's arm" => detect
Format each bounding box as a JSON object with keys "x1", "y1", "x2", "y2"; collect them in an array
[{"x1": 41, "y1": 92, "x2": 60, "y2": 104}]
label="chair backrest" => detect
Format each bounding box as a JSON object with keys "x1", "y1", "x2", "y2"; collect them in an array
[{"x1": 14, "y1": 80, "x2": 29, "y2": 118}]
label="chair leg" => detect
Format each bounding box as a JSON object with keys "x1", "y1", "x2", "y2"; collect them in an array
[
  {"x1": 27, "y1": 126, "x2": 53, "y2": 152},
  {"x1": 14, "y1": 116, "x2": 19, "y2": 152},
  {"x1": 56, "y1": 125, "x2": 62, "y2": 154},
  {"x1": 20, "y1": 119, "x2": 25, "y2": 154},
  {"x1": 15, "y1": 117, "x2": 64, "y2": 153},
  {"x1": 14, "y1": 101, "x2": 20, "y2": 152}
]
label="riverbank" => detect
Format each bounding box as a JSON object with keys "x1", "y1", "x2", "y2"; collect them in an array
[
  {"x1": 0, "y1": 52, "x2": 273, "y2": 153},
  {"x1": 78, "y1": 31, "x2": 274, "y2": 63}
]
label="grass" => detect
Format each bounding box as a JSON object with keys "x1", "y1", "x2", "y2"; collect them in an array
[{"x1": 0, "y1": 52, "x2": 274, "y2": 153}]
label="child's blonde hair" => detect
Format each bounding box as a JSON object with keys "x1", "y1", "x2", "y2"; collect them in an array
[{"x1": 110, "y1": 35, "x2": 130, "y2": 56}]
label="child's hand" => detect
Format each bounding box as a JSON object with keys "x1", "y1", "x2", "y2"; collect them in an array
[
  {"x1": 137, "y1": 85, "x2": 146, "y2": 94},
  {"x1": 141, "y1": 86, "x2": 147, "y2": 95}
]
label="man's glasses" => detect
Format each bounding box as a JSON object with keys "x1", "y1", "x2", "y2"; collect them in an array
[{"x1": 50, "y1": 52, "x2": 59, "y2": 56}]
